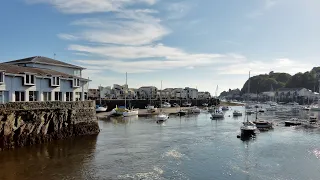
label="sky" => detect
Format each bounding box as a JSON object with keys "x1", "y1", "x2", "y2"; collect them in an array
[{"x1": 1, "y1": 0, "x2": 320, "y2": 95}]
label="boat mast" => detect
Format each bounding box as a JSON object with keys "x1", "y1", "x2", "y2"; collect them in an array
[
  {"x1": 160, "y1": 80, "x2": 163, "y2": 112},
  {"x1": 99, "y1": 84, "x2": 102, "y2": 105},
  {"x1": 125, "y1": 72, "x2": 127, "y2": 108}
]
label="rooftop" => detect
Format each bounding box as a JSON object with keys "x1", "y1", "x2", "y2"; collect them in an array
[
  {"x1": 0, "y1": 63, "x2": 88, "y2": 80},
  {"x1": 4, "y1": 56, "x2": 85, "y2": 70}
]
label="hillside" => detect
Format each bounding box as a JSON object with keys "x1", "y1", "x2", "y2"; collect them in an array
[{"x1": 220, "y1": 67, "x2": 320, "y2": 97}]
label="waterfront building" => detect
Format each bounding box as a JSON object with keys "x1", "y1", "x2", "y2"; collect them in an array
[
  {"x1": 198, "y1": 91, "x2": 211, "y2": 99},
  {"x1": 138, "y1": 86, "x2": 158, "y2": 99},
  {"x1": 88, "y1": 89, "x2": 100, "y2": 100},
  {"x1": 185, "y1": 87, "x2": 198, "y2": 99},
  {"x1": 0, "y1": 56, "x2": 89, "y2": 103}
]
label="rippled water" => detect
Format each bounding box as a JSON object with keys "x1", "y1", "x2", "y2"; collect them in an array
[{"x1": 1, "y1": 106, "x2": 320, "y2": 180}]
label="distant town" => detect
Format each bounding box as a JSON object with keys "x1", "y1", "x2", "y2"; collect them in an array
[{"x1": 88, "y1": 86, "x2": 212, "y2": 100}]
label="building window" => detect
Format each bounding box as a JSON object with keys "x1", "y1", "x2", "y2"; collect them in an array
[
  {"x1": 66, "y1": 92, "x2": 73, "y2": 101},
  {"x1": 0, "y1": 72, "x2": 4, "y2": 84},
  {"x1": 73, "y1": 78, "x2": 80, "y2": 87},
  {"x1": 54, "y1": 92, "x2": 62, "y2": 101},
  {"x1": 24, "y1": 74, "x2": 35, "y2": 86},
  {"x1": 51, "y1": 76, "x2": 60, "y2": 87},
  {"x1": 75, "y1": 92, "x2": 81, "y2": 101},
  {"x1": 43, "y1": 92, "x2": 52, "y2": 101},
  {"x1": 29, "y1": 91, "x2": 38, "y2": 101},
  {"x1": 15, "y1": 91, "x2": 25, "y2": 102}
]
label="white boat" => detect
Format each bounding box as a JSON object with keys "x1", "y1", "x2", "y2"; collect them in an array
[
  {"x1": 245, "y1": 109, "x2": 255, "y2": 115},
  {"x1": 190, "y1": 106, "x2": 201, "y2": 113},
  {"x1": 233, "y1": 110, "x2": 242, "y2": 116},
  {"x1": 240, "y1": 114, "x2": 257, "y2": 137},
  {"x1": 161, "y1": 102, "x2": 171, "y2": 108},
  {"x1": 266, "y1": 106, "x2": 277, "y2": 111},
  {"x1": 96, "y1": 106, "x2": 107, "y2": 112},
  {"x1": 310, "y1": 103, "x2": 320, "y2": 111},
  {"x1": 202, "y1": 103, "x2": 208, "y2": 107},
  {"x1": 303, "y1": 106, "x2": 311, "y2": 111},
  {"x1": 156, "y1": 80, "x2": 169, "y2": 122},
  {"x1": 211, "y1": 109, "x2": 224, "y2": 119},
  {"x1": 285, "y1": 118, "x2": 301, "y2": 126},
  {"x1": 123, "y1": 108, "x2": 139, "y2": 117}
]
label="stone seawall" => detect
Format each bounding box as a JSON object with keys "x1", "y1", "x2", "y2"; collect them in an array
[{"x1": 0, "y1": 101, "x2": 99, "y2": 151}]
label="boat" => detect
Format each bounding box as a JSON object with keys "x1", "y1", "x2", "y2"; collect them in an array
[
  {"x1": 310, "y1": 114, "x2": 317, "y2": 122},
  {"x1": 266, "y1": 106, "x2": 277, "y2": 111},
  {"x1": 96, "y1": 105, "x2": 108, "y2": 112},
  {"x1": 310, "y1": 101, "x2": 320, "y2": 111},
  {"x1": 258, "y1": 108, "x2": 266, "y2": 113},
  {"x1": 161, "y1": 102, "x2": 171, "y2": 108},
  {"x1": 303, "y1": 106, "x2": 311, "y2": 111},
  {"x1": 221, "y1": 106, "x2": 229, "y2": 111},
  {"x1": 245, "y1": 109, "x2": 255, "y2": 115},
  {"x1": 172, "y1": 103, "x2": 180, "y2": 107},
  {"x1": 182, "y1": 102, "x2": 192, "y2": 107},
  {"x1": 156, "y1": 80, "x2": 169, "y2": 122},
  {"x1": 202, "y1": 103, "x2": 208, "y2": 107},
  {"x1": 146, "y1": 105, "x2": 157, "y2": 113},
  {"x1": 177, "y1": 110, "x2": 187, "y2": 116},
  {"x1": 190, "y1": 106, "x2": 201, "y2": 113},
  {"x1": 233, "y1": 110, "x2": 242, "y2": 116},
  {"x1": 285, "y1": 118, "x2": 301, "y2": 126},
  {"x1": 112, "y1": 72, "x2": 139, "y2": 117},
  {"x1": 211, "y1": 108, "x2": 224, "y2": 119},
  {"x1": 240, "y1": 118, "x2": 257, "y2": 137},
  {"x1": 252, "y1": 107, "x2": 273, "y2": 130},
  {"x1": 208, "y1": 106, "x2": 215, "y2": 113}
]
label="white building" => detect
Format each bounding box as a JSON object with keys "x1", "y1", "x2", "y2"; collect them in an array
[
  {"x1": 184, "y1": 87, "x2": 198, "y2": 99},
  {"x1": 138, "y1": 86, "x2": 158, "y2": 99},
  {"x1": 0, "y1": 56, "x2": 89, "y2": 103},
  {"x1": 99, "y1": 86, "x2": 114, "y2": 99},
  {"x1": 171, "y1": 88, "x2": 187, "y2": 99}
]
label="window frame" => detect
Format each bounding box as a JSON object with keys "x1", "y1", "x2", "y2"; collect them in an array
[
  {"x1": 51, "y1": 76, "x2": 60, "y2": 87},
  {"x1": 43, "y1": 92, "x2": 52, "y2": 101},
  {"x1": 29, "y1": 91, "x2": 38, "y2": 102},
  {"x1": 0, "y1": 71, "x2": 4, "y2": 84},
  {"x1": 66, "y1": 92, "x2": 73, "y2": 102},
  {"x1": 24, "y1": 74, "x2": 36, "y2": 86},
  {"x1": 73, "y1": 78, "x2": 80, "y2": 88},
  {"x1": 15, "y1": 91, "x2": 25, "y2": 102},
  {"x1": 54, "y1": 92, "x2": 62, "y2": 101}
]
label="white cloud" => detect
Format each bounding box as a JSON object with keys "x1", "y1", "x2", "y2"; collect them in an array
[
  {"x1": 26, "y1": 0, "x2": 157, "y2": 14},
  {"x1": 57, "y1": 33, "x2": 78, "y2": 40}
]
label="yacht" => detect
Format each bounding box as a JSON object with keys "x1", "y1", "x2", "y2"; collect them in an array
[
  {"x1": 240, "y1": 115, "x2": 258, "y2": 137},
  {"x1": 156, "y1": 81, "x2": 169, "y2": 122},
  {"x1": 233, "y1": 110, "x2": 242, "y2": 116}
]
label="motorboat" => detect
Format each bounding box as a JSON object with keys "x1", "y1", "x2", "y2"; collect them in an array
[
  {"x1": 146, "y1": 105, "x2": 157, "y2": 113},
  {"x1": 182, "y1": 102, "x2": 192, "y2": 107},
  {"x1": 266, "y1": 106, "x2": 277, "y2": 111},
  {"x1": 156, "y1": 113, "x2": 169, "y2": 123},
  {"x1": 96, "y1": 105, "x2": 108, "y2": 112},
  {"x1": 161, "y1": 102, "x2": 171, "y2": 108},
  {"x1": 252, "y1": 120, "x2": 273, "y2": 129},
  {"x1": 123, "y1": 108, "x2": 139, "y2": 117},
  {"x1": 258, "y1": 108, "x2": 266, "y2": 113},
  {"x1": 202, "y1": 103, "x2": 209, "y2": 107},
  {"x1": 190, "y1": 106, "x2": 201, "y2": 113},
  {"x1": 221, "y1": 106, "x2": 229, "y2": 111},
  {"x1": 303, "y1": 106, "x2": 311, "y2": 111},
  {"x1": 211, "y1": 110, "x2": 224, "y2": 119},
  {"x1": 285, "y1": 118, "x2": 301, "y2": 126},
  {"x1": 245, "y1": 109, "x2": 255, "y2": 115},
  {"x1": 233, "y1": 110, "x2": 242, "y2": 116},
  {"x1": 310, "y1": 105, "x2": 320, "y2": 111}
]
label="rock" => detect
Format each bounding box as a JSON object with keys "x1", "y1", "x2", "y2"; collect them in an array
[{"x1": 41, "y1": 120, "x2": 50, "y2": 135}]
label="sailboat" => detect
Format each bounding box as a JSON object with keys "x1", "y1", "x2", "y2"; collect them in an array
[
  {"x1": 240, "y1": 114, "x2": 257, "y2": 137},
  {"x1": 156, "y1": 80, "x2": 169, "y2": 122},
  {"x1": 112, "y1": 72, "x2": 139, "y2": 117},
  {"x1": 96, "y1": 85, "x2": 108, "y2": 112},
  {"x1": 177, "y1": 91, "x2": 187, "y2": 116}
]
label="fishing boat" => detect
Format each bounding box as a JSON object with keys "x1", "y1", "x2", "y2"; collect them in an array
[
  {"x1": 233, "y1": 110, "x2": 242, "y2": 116},
  {"x1": 156, "y1": 81, "x2": 169, "y2": 122},
  {"x1": 240, "y1": 114, "x2": 257, "y2": 137},
  {"x1": 284, "y1": 118, "x2": 301, "y2": 126}
]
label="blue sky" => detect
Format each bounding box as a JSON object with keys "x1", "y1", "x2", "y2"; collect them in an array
[{"x1": 1, "y1": 0, "x2": 320, "y2": 95}]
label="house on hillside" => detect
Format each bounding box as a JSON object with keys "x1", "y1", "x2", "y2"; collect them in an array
[{"x1": 0, "y1": 56, "x2": 89, "y2": 103}]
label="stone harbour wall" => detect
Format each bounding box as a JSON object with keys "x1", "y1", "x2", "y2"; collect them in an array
[{"x1": 0, "y1": 101, "x2": 99, "y2": 151}]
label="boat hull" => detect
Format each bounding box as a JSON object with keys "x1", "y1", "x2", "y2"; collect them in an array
[{"x1": 123, "y1": 110, "x2": 139, "y2": 117}]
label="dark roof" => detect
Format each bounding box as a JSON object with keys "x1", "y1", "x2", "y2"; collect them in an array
[
  {"x1": 4, "y1": 56, "x2": 85, "y2": 70},
  {"x1": 277, "y1": 88, "x2": 304, "y2": 92},
  {"x1": 0, "y1": 63, "x2": 88, "y2": 80}
]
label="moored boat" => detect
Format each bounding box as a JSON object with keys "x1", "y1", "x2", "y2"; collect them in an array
[
  {"x1": 96, "y1": 105, "x2": 108, "y2": 112},
  {"x1": 285, "y1": 118, "x2": 301, "y2": 126},
  {"x1": 211, "y1": 109, "x2": 224, "y2": 119},
  {"x1": 233, "y1": 110, "x2": 242, "y2": 116},
  {"x1": 221, "y1": 106, "x2": 229, "y2": 111}
]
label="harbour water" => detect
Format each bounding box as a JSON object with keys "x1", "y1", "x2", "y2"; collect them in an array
[{"x1": 1, "y1": 106, "x2": 320, "y2": 180}]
